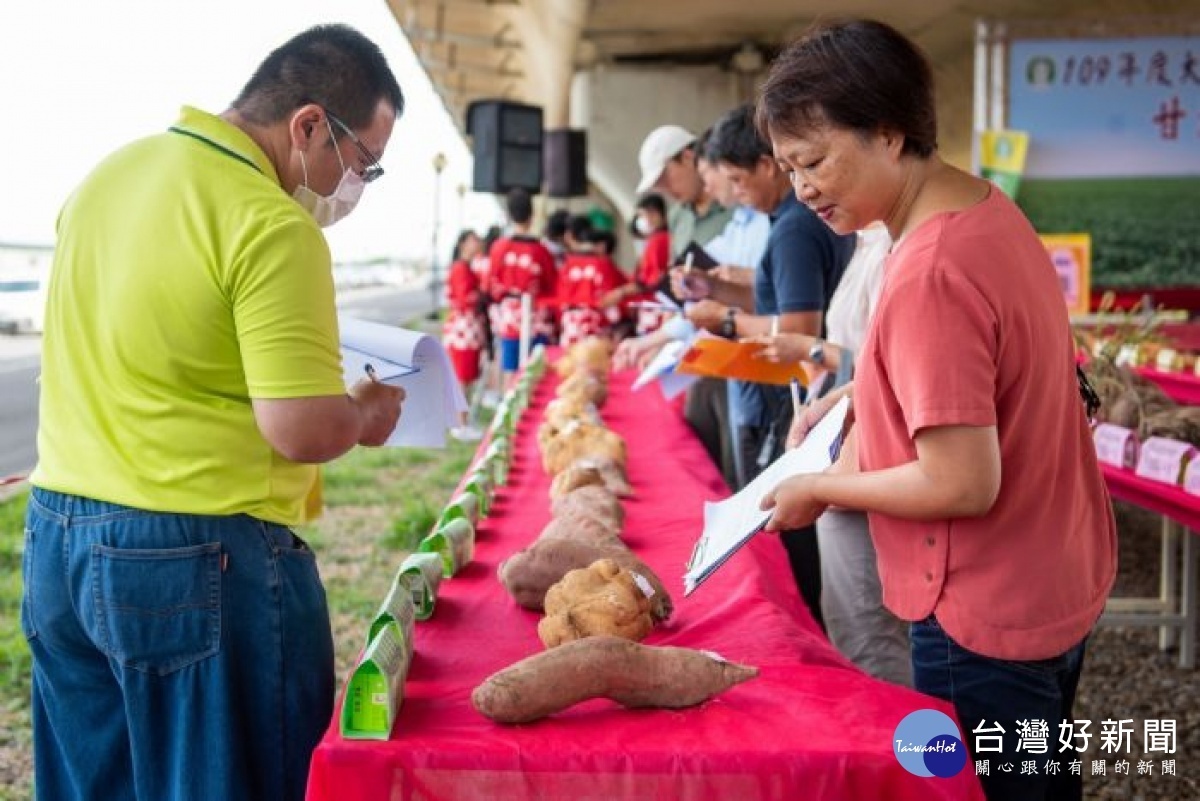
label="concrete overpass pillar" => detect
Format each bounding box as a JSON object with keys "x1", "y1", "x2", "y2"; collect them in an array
[
  {"x1": 572, "y1": 65, "x2": 745, "y2": 217},
  {"x1": 515, "y1": 0, "x2": 588, "y2": 128}
]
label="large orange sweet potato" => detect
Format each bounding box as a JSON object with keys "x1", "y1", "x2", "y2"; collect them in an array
[{"x1": 472, "y1": 636, "x2": 758, "y2": 724}]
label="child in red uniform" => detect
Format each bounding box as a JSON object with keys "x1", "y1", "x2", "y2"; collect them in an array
[
  {"x1": 559, "y1": 222, "x2": 629, "y2": 347},
  {"x1": 442, "y1": 230, "x2": 486, "y2": 390},
  {"x1": 602, "y1": 194, "x2": 673, "y2": 335},
  {"x1": 488, "y1": 189, "x2": 558, "y2": 375}
]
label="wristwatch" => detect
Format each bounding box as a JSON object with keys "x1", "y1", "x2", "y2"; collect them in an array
[
  {"x1": 719, "y1": 307, "x2": 738, "y2": 339},
  {"x1": 808, "y1": 337, "x2": 827, "y2": 365}
]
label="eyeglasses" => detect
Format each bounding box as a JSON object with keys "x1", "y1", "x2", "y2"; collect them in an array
[{"x1": 326, "y1": 111, "x2": 384, "y2": 184}]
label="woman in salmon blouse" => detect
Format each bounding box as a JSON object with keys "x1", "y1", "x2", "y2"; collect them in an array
[{"x1": 756, "y1": 20, "x2": 1116, "y2": 801}]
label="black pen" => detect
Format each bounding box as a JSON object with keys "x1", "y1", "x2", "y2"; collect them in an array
[{"x1": 364, "y1": 363, "x2": 379, "y2": 383}]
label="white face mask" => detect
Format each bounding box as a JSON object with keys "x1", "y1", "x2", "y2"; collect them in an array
[
  {"x1": 634, "y1": 215, "x2": 654, "y2": 236},
  {"x1": 292, "y1": 119, "x2": 365, "y2": 227}
]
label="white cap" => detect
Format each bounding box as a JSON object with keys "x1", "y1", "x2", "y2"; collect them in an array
[{"x1": 635, "y1": 125, "x2": 696, "y2": 194}]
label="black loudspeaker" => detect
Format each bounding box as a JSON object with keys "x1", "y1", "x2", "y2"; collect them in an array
[
  {"x1": 466, "y1": 100, "x2": 543, "y2": 194},
  {"x1": 544, "y1": 129, "x2": 588, "y2": 198}
]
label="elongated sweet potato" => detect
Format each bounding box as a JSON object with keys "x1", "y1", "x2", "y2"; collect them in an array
[
  {"x1": 550, "y1": 486, "x2": 624, "y2": 531},
  {"x1": 498, "y1": 537, "x2": 672, "y2": 622},
  {"x1": 538, "y1": 514, "x2": 622, "y2": 546},
  {"x1": 471, "y1": 636, "x2": 758, "y2": 724}
]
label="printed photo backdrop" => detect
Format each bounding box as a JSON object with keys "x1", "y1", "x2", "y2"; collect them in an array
[{"x1": 1009, "y1": 36, "x2": 1200, "y2": 289}]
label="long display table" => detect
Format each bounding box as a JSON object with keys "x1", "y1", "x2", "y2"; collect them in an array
[
  {"x1": 306, "y1": 372, "x2": 985, "y2": 801},
  {"x1": 1101, "y1": 463, "x2": 1200, "y2": 669}
]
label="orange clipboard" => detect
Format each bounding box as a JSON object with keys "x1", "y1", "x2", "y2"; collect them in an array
[{"x1": 675, "y1": 338, "x2": 809, "y2": 387}]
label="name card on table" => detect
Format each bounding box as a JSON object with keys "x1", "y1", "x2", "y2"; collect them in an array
[
  {"x1": 1135, "y1": 437, "x2": 1198, "y2": 487},
  {"x1": 1185, "y1": 459, "x2": 1200, "y2": 497},
  {"x1": 1093, "y1": 424, "x2": 1139, "y2": 470},
  {"x1": 1156, "y1": 349, "x2": 1180, "y2": 372}
]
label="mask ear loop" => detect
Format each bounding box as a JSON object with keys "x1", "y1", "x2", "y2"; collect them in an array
[{"x1": 299, "y1": 151, "x2": 310, "y2": 189}]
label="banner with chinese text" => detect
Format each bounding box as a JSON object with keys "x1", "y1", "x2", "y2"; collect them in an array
[
  {"x1": 1009, "y1": 37, "x2": 1200, "y2": 178},
  {"x1": 1009, "y1": 36, "x2": 1200, "y2": 291}
]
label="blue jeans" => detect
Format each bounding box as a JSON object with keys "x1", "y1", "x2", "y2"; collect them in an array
[
  {"x1": 911, "y1": 615, "x2": 1087, "y2": 801},
  {"x1": 21, "y1": 488, "x2": 334, "y2": 801}
]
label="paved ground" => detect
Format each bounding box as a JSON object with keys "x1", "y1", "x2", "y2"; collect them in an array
[
  {"x1": 0, "y1": 285, "x2": 434, "y2": 481},
  {"x1": 0, "y1": 336, "x2": 39, "y2": 479}
]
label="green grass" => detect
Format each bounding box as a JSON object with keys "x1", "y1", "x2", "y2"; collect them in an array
[
  {"x1": 0, "y1": 491, "x2": 29, "y2": 692},
  {"x1": 1017, "y1": 176, "x2": 1200, "y2": 288},
  {"x1": 0, "y1": 436, "x2": 478, "y2": 793}
]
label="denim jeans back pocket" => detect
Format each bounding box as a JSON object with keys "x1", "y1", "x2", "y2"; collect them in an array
[{"x1": 91, "y1": 542, "x2": 222, "y2": 675}]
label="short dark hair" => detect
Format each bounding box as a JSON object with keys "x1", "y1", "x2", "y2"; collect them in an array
[
  {"x1": 756, "y1": 19, "x2": 937, "y2": 158},
  {"x1": 568, "y1": 214, "x2": 593, "y2": 243},
  {"x1": 506, "y1": 188, "x2": 533, "y2": 224},
  {"x1": 233, "y1": 25, "x2": 404, "y2": 130},
  {"x1": 590, "y1": 229, "x2": 617, "y2": 255},
  {"x1": 694, "y1": 128, "x2": 714, "y2": 164},
  {"x1": 707, "y1": 104, "x2": 771, "y2": 169},
  {"x1": 483, "y1": 225, "x2": 503, "y2": 252},
  {"x1": 451, "y1": 229, "x2": 476, "y2": 264},
  {"x1": 636, "y1": 193, "x2": 667, "y2": 217},
  {"x1": 545, "y1": 209, "x2": 571, "y2": 239}
]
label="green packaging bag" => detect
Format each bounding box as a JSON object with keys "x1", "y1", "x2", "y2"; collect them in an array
[
  {"x1": 396, "y1": 551, "x2": 443, "y2": 621},
  {"x1": 368, "y1": 580, "x2": 415, "y2": 661},
  {"x1": 417, "y1": 517, "x2": 475, "y2": 577},
  {"x1": 484, "y1": 439, "x2": 510, "y2": 485},
  {"x1": 435, "y1": 491, "x2": 480, "y2": 530},
  {"x1": 461, "y1": 472, "x2": 492, "y2": 517},
  {"x1": 340, "y1": 624, "x2": 411, "y2": 740}
]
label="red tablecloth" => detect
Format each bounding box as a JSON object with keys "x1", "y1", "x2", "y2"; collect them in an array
[
  {"x1": 1135, "y1": 367, "x2": 1200, "y2": 407},
  {"x1": 1102, "y1": 463, "x2": 1200, "y2": 532},
  {"x1": 306, "y1": 373, "x2": 985, "y2": 801}
]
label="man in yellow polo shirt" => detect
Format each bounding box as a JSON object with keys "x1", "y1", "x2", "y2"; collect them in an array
[{"x1": 23, "y1": 25, "x2": 404, "y2": 801}]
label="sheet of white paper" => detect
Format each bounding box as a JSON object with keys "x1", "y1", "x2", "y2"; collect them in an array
[
  {"x1": 631, "y1": 339, "x2": 688, "y2": 391},
  {"x1": 654, "y1": 291, "x2": 683, "y2": 313},
  {"x1": 339, "y1": 315, "x2": 468, "y2": 448},
  {"x1": 684, "y1": 396, "x2": 850, "y2": 594},
  {"x1": 339, "y1": 344, "x2": 418, "y2": 384},
  {"x1": 658, "y1": 370, "x2": 698, "y2": 400}
]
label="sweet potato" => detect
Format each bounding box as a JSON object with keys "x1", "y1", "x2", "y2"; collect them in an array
[
  {"x1": 538, "y1": 559, "x2": 654, "y2": 647},
  {"x1": 556, "y1": 371, "x2": 608, "y2": 406},
  {"x1": 555, "y1": 339, "x2": 613, "y2": 378},
  {"x1": 471, "y1": 636, "x2": 758, "y2": 724},
  {"x1": 548, "y1": 463, "x2": 607, "y2": 499},
  {"x1": 538, "y1": 514, "x2": 622, "y2": 546},
  {"x1": 551, "y1": 486, "x2": 625, "y2": 531},
  {"x1": 541, "y1": 424, "x2": 626, "y2": 475},
  {"x1": 498, "y1": 537, "x2": 672, "y2": 622},
  {"x1": 544, "y1": 396, "x2": 602, "y2": 427}
]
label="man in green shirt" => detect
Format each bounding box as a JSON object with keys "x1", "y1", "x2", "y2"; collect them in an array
[
  {"x1": 635, "y1": 124, "x2": 733, "y2": 260},
  {"x1": 634, "y1": 124, "x2": 737, "y2": 487},
  {"x1": 24, "y1": 25, "x2": 404, "y2": 801}
]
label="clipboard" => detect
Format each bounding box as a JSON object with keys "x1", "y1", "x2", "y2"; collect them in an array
[
  {"x1": 675, "y1": 241, "x2": 719, "y2": 271},
  {"x1": 684, "y1": 396, "x2": 850, "y2": 595},
  {"x1": 675, "y1": 337, "x2": 810, "y2": 387}
]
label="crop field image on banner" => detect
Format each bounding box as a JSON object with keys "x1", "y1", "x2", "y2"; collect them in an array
[{"x1": 1008, "y1": 36, "x2": 1200, "y2": 291}]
